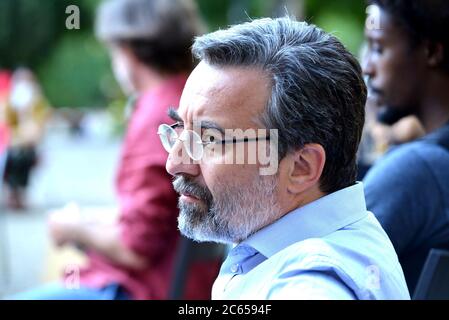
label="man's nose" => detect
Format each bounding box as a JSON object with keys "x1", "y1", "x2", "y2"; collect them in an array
[
  {"x1": 362, "y1": 54, "x2": 375, "y2": 78},
  {"x1": 165, "y1": 140, "x2": 201, "y2": 177}
]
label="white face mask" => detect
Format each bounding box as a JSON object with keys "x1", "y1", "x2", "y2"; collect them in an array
[
  {"x1": 10, "y1": 82, "x2": 36, "y2": 111},
  {"x1": 111, "y1": 52, "x2": 135, "y2": 96}
]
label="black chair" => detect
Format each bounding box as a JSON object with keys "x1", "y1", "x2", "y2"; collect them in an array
[
  {"x1": 0, "y1": 149, "x2": 10, "y2": 296},
  {"x1": 413, "y1": 249, "x2": 449, "y2": 300},
  {"x1": 168, "y1": 236, "x2": 227, "y2": 300}
]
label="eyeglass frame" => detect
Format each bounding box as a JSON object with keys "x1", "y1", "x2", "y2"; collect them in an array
[{"x1": 157, "y1": 122, "x2": 271, "y2": 161}]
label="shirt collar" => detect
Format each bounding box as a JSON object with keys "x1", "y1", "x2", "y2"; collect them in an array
[{"x1": 242, "y1": 182, "x2": 368, "y2": 259}]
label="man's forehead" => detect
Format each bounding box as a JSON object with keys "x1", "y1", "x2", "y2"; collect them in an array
[
  {"x1": 180, "y1": 63, "x2": 228, "y2": 112},
  {"x1": 178, "y1": 62, "x2": 271, "y2": 126}
]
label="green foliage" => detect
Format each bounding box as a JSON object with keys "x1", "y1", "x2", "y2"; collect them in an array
[
  {"x1": 0, "y1": 0, "x2": 92, "y2": 69},
  {"x1": 196, "y1": 0, "x2": 366, "y2": 54},
  {"x1": 305, "y1": 0, "x2": 366, "y2": 54},
  {"x1": 0, "y1": 0, "x2": 115, "y2": 108},
  {"x1": 36, "y1": 35, "x2": 119, "y2": 108},
  {"x1": 196, "y1": 0, "x2": 275, "y2": 30},
  {"x1": 196, "y1": 0, "x2": 230, "y2": 30}
]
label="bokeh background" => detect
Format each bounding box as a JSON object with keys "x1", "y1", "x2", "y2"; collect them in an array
[{"x1": 0, "y1": 0, "x2": 368, "y2": 297}]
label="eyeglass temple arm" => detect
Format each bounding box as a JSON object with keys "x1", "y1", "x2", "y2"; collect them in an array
[{"x1": 217, "y1": 136, "x2": 271, "y2": 145}]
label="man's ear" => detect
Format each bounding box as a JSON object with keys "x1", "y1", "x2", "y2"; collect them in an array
[
  {"x1": 286, "y1": 143, "x2": 326, "y2": 194},
  {"x1": 425, "y1": 41, "x2": 444, "y2": 68}
]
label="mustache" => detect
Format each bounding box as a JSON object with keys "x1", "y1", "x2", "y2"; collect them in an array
[{"x1": 172, "y1": 176, "x2": 213, "y2": 205}]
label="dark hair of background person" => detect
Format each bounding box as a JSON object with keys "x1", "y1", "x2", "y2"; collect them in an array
[
  {"x1": 368, "y1": 0, "x2": 449, "y2": 72},
  {"x1": 192, "y1": 17, "x2": 367, "y2": 194},
  {"x1": 96, "y1": 0, "x2": 205, "y2": 74}
]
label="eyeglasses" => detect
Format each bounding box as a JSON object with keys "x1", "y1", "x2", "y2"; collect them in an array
[{"x1": 157, "y1": 123, "x2": 271, "y2": 161}]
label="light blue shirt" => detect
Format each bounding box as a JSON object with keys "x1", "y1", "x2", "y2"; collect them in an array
[{"x1": 212, "y1": 183, "x2": 410, "y2": 300}]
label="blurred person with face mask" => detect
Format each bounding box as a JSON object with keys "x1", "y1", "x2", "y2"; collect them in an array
[
  {"x1": 12, "y1": 0, "x2": 220, "y2": 300},
  {"x1": 363, "y1": 0, "x2": 449, "y2": 294},
  {"x1": 2, "y1": 68, "x2": 50, "y2": 210}
]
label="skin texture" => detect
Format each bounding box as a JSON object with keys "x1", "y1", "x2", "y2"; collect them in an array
[
  {"x1": 166, "y1": 62, "x2": 326, "y2": 244},
  {"x1": 364, "y1": 5, "x2": 449, "y2": 132}
]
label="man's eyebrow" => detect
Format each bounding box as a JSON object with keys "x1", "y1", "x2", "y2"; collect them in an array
[
  {"x1": 199, "y1": 120, "x2": 225, "y2": 135},
  {"x1": 167, "y1": 107, "x2": 225, "y2": 135},
  {"x1": 168, "y1": 107, "x2": 183, "y2": 123}
]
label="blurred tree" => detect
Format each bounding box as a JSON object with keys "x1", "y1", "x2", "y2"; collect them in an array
[
  {"x1": 196, "y1": 0, "x2": 230, "y2": 31},
  {"x1": 0, "y1": 0, "x2": 113, "y2": 109},
  {"x1": 305, "y1": 0, "x2": 366, "y2": 54},
  {"x1": 196, "y1": 0, "x2": 302, "y2": 28},
  {"x1": 37, "y1": 35, "x2": 117, "y2": 108},
  {"x1": 0, "y1": 0, "x2": 92, "y2": 69}
]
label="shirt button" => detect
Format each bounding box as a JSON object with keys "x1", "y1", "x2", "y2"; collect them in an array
[{"x1": 230, "y1": 264, "x2": 239, "y2": 273}]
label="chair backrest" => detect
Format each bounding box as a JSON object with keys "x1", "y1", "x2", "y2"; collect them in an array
[
  {"x1": 0, "y1": 146, "x2": 9, "y2": 296},
  {"x1": 168, "y1": 236, "x2": 227, "y2": 300},
  {"x1": 413, "y1": 249, "x2": 449, "y2": 300}
]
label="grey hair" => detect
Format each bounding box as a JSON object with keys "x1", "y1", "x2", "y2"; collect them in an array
[{"x1": 192, "y1": 16, "x2": 367, "y2": 193}]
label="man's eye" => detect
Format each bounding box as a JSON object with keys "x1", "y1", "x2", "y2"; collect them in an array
[
  {"x1": 173, "y1": 123, "x2": 184, "y2": 134},
  {"x1": 202, "y1": 128, "x2": 222, "y2": 144},
  {"x1": 203, "y1": 135, "x2": 216, "y2": 143},
  {"x1": 371, "y1": 43, "x2": 384, "y2": 54}
]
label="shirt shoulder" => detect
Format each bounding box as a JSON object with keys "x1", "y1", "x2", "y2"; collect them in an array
[
  {"x1": 264, "y1": 220, "x2": 409, "y2": 299},
  {"x1": 363, "y1": 141, "x2": 448, "y2": 214},
  {"x1": 363, "y1": 140, "x2": 449, "y2": 256},
  {"x1": 261, "y1": 238, "x2": 368, "y2": 299},
  {"x1": 365, "y1": 141, "x2": 449, "y2": 186}
]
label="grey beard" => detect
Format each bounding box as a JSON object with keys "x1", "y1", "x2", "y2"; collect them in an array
[{"x1": 176, "y1": 174, "x2": 279, "y2": 244}]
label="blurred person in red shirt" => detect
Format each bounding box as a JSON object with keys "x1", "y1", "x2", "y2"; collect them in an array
[
  {"x1": 13, "y1": 0, "x2": 220, "y2": 300},
  {"x1": 0, "y1": 70, "x2": 11, "y2": 183}
]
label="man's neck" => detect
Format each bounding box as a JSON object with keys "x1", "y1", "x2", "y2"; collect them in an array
[
  {"x1": 280, "y1": 186, "x2": 326, "y2": 220},
  {"x1": 416, "y1": 74, "x2": 449, "y2": 133}
]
